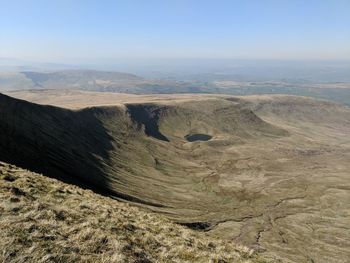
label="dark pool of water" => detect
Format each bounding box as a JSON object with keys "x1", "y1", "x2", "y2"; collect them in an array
[{"x1": 185, "y1": 134, "x2": 212, "y2": 142}]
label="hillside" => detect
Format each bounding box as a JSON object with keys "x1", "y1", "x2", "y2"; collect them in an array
[
  {"x1": 0, "y1": 92, "x2": 349, "y2": 262},
  {"x1": 0, "y1": 161, "x2": 264, "y2": 263}
]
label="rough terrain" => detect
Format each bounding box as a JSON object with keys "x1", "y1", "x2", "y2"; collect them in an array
[
  {"x1": 0, "y1": 91, "x2": 349, "y2": 262},
  {"x1": 0, "y1": 161, "x2": 262, "y2": 263}
]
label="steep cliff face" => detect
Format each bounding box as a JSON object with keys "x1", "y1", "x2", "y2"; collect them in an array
[{"x1": 0, "y1": 94, "x2": 126, "y2": 194}]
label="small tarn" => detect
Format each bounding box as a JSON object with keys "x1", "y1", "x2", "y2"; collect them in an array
[
  {"x1": 185, "y1": 134, "x2": 212, "y2": 142},
  {"x1": 179, "y1": 221, "x2": 212, "y2": 231}
]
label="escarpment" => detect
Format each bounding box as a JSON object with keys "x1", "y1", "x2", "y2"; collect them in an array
[{"x1": 1, "y1": 93, "x2": 350, "y2": 262}]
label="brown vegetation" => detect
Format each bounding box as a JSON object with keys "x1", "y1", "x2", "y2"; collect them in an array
[{"x1": 0, "y1": 161, "x2": 265, "y2": 263}]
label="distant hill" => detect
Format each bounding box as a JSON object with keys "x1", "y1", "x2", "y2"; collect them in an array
[
  {"x1": 0, "y1": 69, "x2": 350, "y2": 105},
  {"x1": 0, "y1": 70, "x2": 143, "y2": 91},
  {"x1": 0, "y1": 70, "x2": 209, "y2": 94}
]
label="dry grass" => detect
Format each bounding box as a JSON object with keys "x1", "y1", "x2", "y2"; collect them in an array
[{"x1": 0, "y1": 161, "x2": 268, "y2": 263}]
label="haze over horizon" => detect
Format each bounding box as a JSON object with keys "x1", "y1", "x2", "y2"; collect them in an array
[{"x1": 1, "y1": 0, "x2": 350, "y2": 63}]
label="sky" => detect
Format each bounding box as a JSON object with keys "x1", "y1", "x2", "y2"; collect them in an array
[{"x1": 1, "y1": 0, "x2": 350, "y2": 62}]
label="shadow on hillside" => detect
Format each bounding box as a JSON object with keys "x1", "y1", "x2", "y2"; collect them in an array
[
  {"x1": 0, "y1": 93, "x2": 116, "y2": 195},
  {"x1": 126, "y1": 104, "x2": 169, "y2": 142}
]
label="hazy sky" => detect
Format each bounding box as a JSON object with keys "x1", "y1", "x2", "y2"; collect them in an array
[{"x1": 1, "y1": 0, "x2": 350, "y2": 61}]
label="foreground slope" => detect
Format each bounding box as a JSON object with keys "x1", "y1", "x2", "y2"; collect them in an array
[
  {"x1": 0, "y1": 161, "x2": 263, "y2": 263},
  {"x1": 0, "y1": 92, "x2": 350, "y2": 262}
]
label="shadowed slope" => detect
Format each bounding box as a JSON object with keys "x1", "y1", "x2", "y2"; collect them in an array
[
  {"x1": 0, "y1": 93, "x2": 117, "y2": 193},
  {"x1": 127, "y1": 104, "x2": 169, "y2": 141}
]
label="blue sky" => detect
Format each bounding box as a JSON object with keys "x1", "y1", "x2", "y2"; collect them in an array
[{"x1": 1, "y1": 0, "x2": 349, "y2": 61}]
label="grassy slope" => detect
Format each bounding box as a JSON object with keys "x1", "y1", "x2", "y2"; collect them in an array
[{"x1": 0, "y1": 161, "x2": 268, "y2": 263}]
